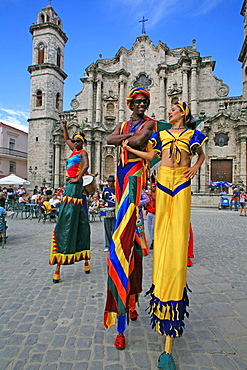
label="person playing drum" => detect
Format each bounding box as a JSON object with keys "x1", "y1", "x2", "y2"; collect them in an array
[{"x1": 49, "y1": 121, "x2": 91, "y2": 283}]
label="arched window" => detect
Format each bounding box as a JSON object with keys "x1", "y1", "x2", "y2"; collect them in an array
[
  {"x1": 104, "y1": 155, "x2": 114, "y2": 176},
  {"x1": 36, "y1": 90, "x2": 42, "y2": 107},
  {"x1": 41, "y1": 14, "x2": 45, "y2": 23},
  {"x1": 56, "y1": 93, "x2": 60, "y2": 110},
  {"x1": 106, "y1": 102, "x2": 114, "y2": 116},
  {"x1": 57, "y1": 48, "x2": 61, "y2": 67},
  {"x1": 171, "y1": 97, "x2": 179, "y2": 104},
  {"x1": 38, "y1": 43, "x2": 44, "y2": 64}
]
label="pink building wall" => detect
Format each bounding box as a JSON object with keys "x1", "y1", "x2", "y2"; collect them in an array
[{"x1": 0, "y1": 122, "x2": 28, "y2": 179}]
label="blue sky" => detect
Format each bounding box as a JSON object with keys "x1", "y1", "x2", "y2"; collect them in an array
[{"x1": 0, "y1": 0, "x2": 244, "y2": 133}]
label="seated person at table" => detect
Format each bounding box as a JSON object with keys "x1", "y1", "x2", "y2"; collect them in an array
[
  {"x1": 42, "y1": 196, "x2": 57, "y2": 215},
  {"x1": 0, "y1": 205, "x2": 7, "y2": 243},
  {"x1": 49, "y1": 194, "x2": 61, "y2": 208},
  {"x1": 19, "y1": 193, "x2": 27, "y2": 205}
]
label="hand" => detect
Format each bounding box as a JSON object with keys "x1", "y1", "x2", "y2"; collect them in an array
[
  {"x1": 122, "y1": 139, "x2": 129, "y2": 149},
  {"x1": 183, "y1": 166, "x2": 198, "y2": 180},
  {"x1": 62, "y1": 121, "x2": 67, "y2": 127},
  {"x1": 69, "y1": 177, "x2": 78, "y2": 183}
]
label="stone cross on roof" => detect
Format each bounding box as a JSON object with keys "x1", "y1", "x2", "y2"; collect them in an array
[{"x1": 139, "y1": 16, "x2": 148, "y2": 34}]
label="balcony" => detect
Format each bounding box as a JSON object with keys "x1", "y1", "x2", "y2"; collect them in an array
[{"x1": 0, "y1": 147, "x2": 27, "y2": 159}]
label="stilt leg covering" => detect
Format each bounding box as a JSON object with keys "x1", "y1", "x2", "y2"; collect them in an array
[
  {"x1": 53, "y1": 267, "x2": 61, "y2": 284},
  {"x1": 157, "y1": 352, "x2": 176, "y2": 370},
  {"x1": 84, "y1": 261, "x2": 90, "y2": 274},
  {"x1": 114, "y1": 334, "x2": 126, "y2": 350}
]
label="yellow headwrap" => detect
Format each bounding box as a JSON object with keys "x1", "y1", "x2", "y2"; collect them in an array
[
  {"x1": 74, "y1": 135, "x2": 84, "y2": 142},
  {"x1": 174, "y1": 101, "x2": 193, "y2": 125}
]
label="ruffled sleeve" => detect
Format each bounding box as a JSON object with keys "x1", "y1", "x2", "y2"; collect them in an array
[
  {"x1": 147, "y1": 132, "x2": 162, "y2": 158},
  {"x1": 190, "y1": 130, "x2": 208, "y2": 156}
]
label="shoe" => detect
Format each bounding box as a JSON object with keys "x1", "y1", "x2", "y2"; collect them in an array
[
  {"x1": 129, "y1": 309, "x2": 138, "y2": 321},
  {"x1": 104, "y1": 247, "x2": 109, "y2": 252},
  {"x1": 114, "y1": 334, "x2": 126, "y2": 350}
]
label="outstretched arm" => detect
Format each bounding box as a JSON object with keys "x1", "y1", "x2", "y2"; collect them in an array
[
  {"x1": 183, "y1": 147, "x2": 205, "y2": 179},
  {"x1": 62, "y1": 121, "x2": 74, "y2": 151},
  {"x1": 122, "y1": 140, "x2": 156, "y2": 161}
]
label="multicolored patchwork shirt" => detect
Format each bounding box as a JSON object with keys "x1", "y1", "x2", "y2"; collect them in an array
[{"x1": 66, "y1": 149, "x2": 85, "y2": 178}]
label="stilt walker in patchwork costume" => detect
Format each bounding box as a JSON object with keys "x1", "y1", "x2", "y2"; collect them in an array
[
  {"x1": 104, "y1": 88, "x2": 156, "y2": 349},
  {"x1": 122, "y1": 101, "x2": 208, "y2": 369},
  {"x1": 49, "y1": 121, "x2": 91, "y2": 283}
]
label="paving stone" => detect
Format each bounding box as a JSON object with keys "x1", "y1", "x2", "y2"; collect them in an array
[
  {"x1": 45, "y1": 349, "x2": 61, "y2": 362},
  {"x1": 211, "y1": 353, "x2": 236, "y2": 369},
  {"x1": 12, "y1": 360, "x2": 26, "y2": 370},
  {"x1": 72, "y1": 363, "x2": 88, "y2": 370},
  {"x1": 75, "y1": 349, "x2": 91, "y2": 361}
]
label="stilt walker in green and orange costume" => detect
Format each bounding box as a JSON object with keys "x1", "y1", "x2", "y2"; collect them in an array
[{"x1": 49, "y1": 121, "x2": 91, "y2": 283}]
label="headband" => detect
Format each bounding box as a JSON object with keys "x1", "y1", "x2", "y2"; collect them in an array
[
  {"x1": 74, "y1": 134, "x2": 84, "y2": 142},
  {"x1": 173, "y1": 101, "x2": 195, "y2": 125},
  {"x1": 126, "y1": 87, "x2": 150, "y2": 108}
]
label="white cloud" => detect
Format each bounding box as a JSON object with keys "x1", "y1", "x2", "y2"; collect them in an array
[
  {"x1": 0, "y1": 107, "x2": 29, "y2": 133},
  {"x1": 107, "y1": 0, "x2": 224, "y2": 27}
]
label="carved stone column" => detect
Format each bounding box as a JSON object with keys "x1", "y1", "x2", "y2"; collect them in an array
[
  {"x1": 85, "y1": 138, "x2": 92, "y2": 173},
  {"x1": 119, "y1": 78, "x2": 126, "y2": 122},
  {"x1": 96, "y1": 77, "x2": 102, "y2": 124},
  {"x1": 191, "y1": 59, "x2": 198, "y2": 116},
  {"x1": 54, "y1": 141, "x2": 61, "y2": 189},
  {"x1": 239, "y1": 135, "x2": 247, "y2": 185},
  {"x1": 88, "y1": 76, "x2": 94, "y2": 125},
  {"x1": 159, "y1": 72, "x2": 166, "y2": 119},
  {"x1": 94, "y1": 139, "x2": 101, "y2": 176},
  {"x1": 182, "y1": 67, "x2": 189, "y2": 103}
]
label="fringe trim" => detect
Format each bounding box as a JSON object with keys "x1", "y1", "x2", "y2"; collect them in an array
[
  {"x1": 49, "y1": 229, "x2": 90, "y2": 265},
  {"x1": 146, "y1": 285, "x2": 189, "y2": 338},
  {"x1": 62, "y1": 196, "x2": 83, "y2": 205}
]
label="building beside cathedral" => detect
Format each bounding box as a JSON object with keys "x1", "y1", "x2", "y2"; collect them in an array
[{"x1": 28, "y1": 3, "x2": 247, "y2": 192}]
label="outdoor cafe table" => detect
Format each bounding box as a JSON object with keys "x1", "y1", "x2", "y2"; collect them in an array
[{"x1": 25, "y1": 204, "x2": 38, "y2": 220}]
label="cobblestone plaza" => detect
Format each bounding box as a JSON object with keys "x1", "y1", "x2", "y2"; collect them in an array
[{"x1": 0, "y1": 208, "x2": 246, "y2": 370}]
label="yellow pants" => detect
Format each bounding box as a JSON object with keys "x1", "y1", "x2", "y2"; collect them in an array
[{"x1": 149, "y1": 166, "x2": 191, "y2": 337}]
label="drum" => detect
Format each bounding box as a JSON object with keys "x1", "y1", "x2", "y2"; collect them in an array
[
  {"x1": 100, "y1": 207, "x2": 115, "y2": 218},
  {"x1": 82, "y1": 175, "x2": 97, "y2": 195}
]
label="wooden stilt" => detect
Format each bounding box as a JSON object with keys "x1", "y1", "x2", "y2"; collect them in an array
[
  {"x1": 164, "y1": 336, "x2": 173, "y2": 354},
  {"x1": 53, "y1": 264, "x2": 61, "y2": 283},
  {"x1": 84, "y1": 259, "x2": 90, "y2": 274},
  {"x1": 157, "y1": 336, "x2": 176, "y2": 369}
]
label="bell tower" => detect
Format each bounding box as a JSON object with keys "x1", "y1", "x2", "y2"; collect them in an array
[
  {"x1": 28, "y1": 5, "x2": 68, "y2": 187},
  {"x1": 239, "y1": 0, "x2": 247, "y2": 100}
]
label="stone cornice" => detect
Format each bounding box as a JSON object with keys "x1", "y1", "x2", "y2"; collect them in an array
[
  {"x1": 27, "y1": 63, "x2": 67, "y2": 80},
  {"x1": 241, "y1": 0, "x2": 247, "y2": 16},
  {"x1": 30, "y1": 23, "x2": 68, "y2": 43},
  {"x1": 238, "y1": 35, "x2": 247, "y2": 63},
  {"x1": 28, "y1": 117, "x2": 58, "y2": 122}
]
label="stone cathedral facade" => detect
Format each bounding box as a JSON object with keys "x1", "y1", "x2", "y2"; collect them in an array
[{"x1": 28, "y1": 3, "x2": 247, "y2": 192}]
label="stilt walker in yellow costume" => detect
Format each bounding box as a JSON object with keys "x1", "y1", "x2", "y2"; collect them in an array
[
  {"x1": 49, "y1": 121, "x2": 91, "y2": 283},
  {"x1": 122, "y1": 101, "x2": 207, "y2": 369}
]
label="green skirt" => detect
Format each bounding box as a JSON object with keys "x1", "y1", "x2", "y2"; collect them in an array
[{"x1": 49, "y1": 178, "x2": 90, "y2": 265}]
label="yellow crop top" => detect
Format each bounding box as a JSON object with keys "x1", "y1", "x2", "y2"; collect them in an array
[{"x1": 149, "y1": 129, "x2": 208, "y2": 164}]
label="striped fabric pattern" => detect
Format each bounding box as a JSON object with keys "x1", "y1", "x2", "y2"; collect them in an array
[{"x1": 104, "y1": 159, "x2": 144, "y2": 331}]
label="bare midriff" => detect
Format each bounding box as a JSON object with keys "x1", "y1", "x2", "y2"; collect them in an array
[{"x1": 160, "y1": 148, "x2": 190, "y2": 168}]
